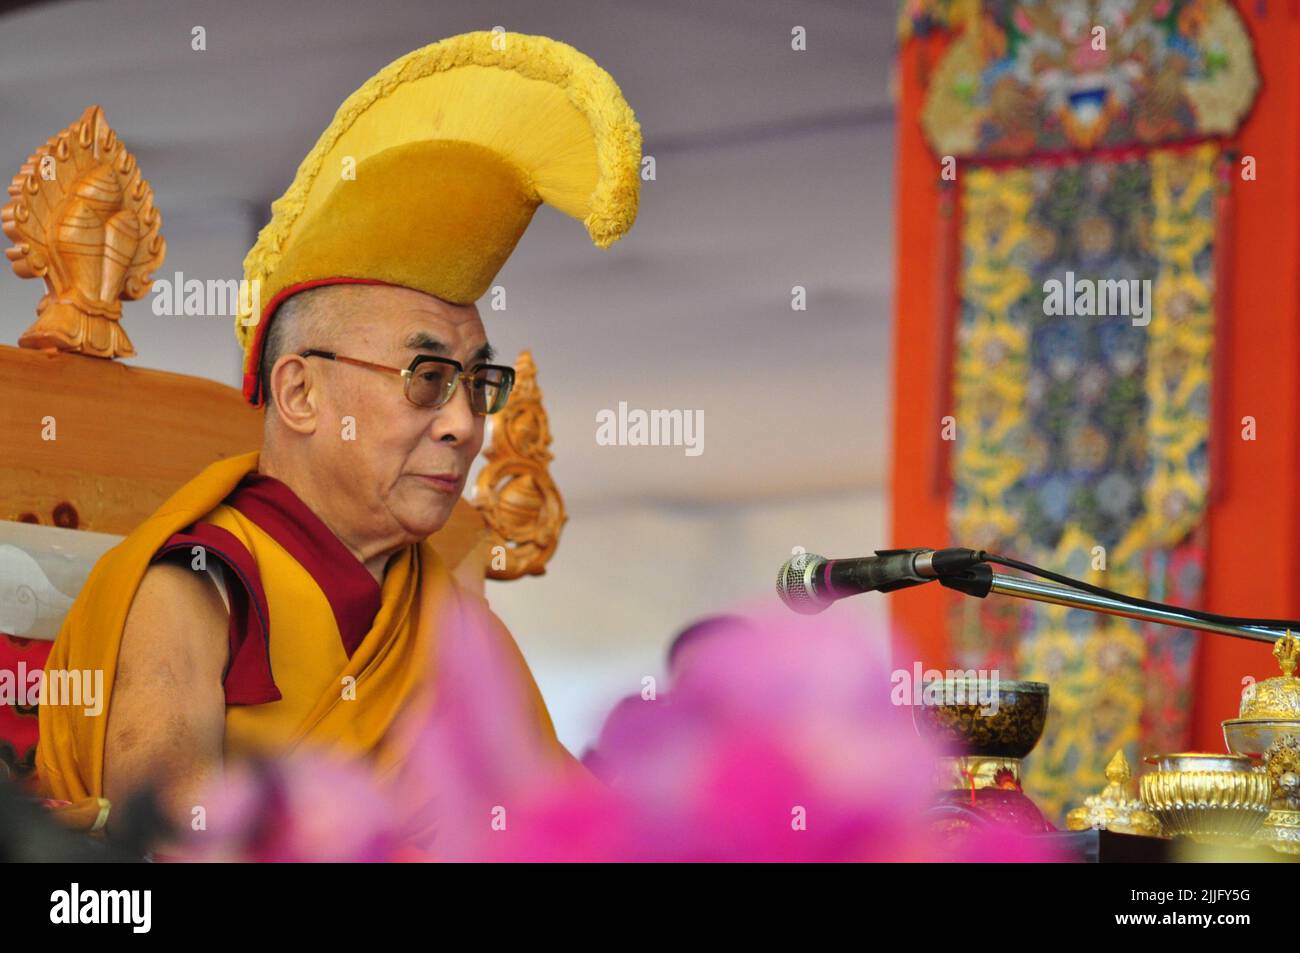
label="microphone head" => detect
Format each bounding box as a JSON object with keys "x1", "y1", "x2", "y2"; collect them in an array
[{"x1": 776, "y1": 551, "x2": 829, "y2": 614}]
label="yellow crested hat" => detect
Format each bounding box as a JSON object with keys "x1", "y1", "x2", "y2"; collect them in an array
[{"x1": 237, "y1": 30, "x2": 641, "y2": 404}]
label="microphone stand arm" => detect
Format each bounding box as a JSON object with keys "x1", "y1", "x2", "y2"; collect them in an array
[{"x1": 936, "y1": 565, "x2": 1287, "y2": 646}]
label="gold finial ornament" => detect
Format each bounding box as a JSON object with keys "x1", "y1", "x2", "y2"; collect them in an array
[
  {"x1": 1275, "y1": 631, "x2": 1298, "y2": 677},
  {"x1": 1066, "y1": 750, "x2": 1162, "y2": 836},
  {"x1": 2, "y1": 105, "x2": 166, "y2": 357},
  {"x1": 472, "y1": 351, "x2": 566, "y2": 580}
]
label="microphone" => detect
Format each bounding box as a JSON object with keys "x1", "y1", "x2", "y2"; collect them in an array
[{"x1": 775, "y1": 548, "x2": 984, "y2": 614}]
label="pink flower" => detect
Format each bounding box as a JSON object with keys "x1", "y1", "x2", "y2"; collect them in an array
[
  {"x1": 406, "y1": 605, "x2": 1063, "y2": 862},
  {"x1": 180, "y1": 755, "x2": 400, "y2": 862},
  {"x1": 180, "y1": 600, "x2": 1065, "y2": 862}
]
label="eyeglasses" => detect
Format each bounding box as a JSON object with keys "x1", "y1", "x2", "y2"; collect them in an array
[{"x1": 299, "y1": 349, "x2": 515, "y2": 414}]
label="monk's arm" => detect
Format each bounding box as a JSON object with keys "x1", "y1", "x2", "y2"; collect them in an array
[{"x1": 102, "y1": 561, "x2": 229, "y2": 835}]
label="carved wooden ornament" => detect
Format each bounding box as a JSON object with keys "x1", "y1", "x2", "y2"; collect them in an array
[
  {"x1": 472, "y1": 351, "x2": 567, "y2": 579},
  {"x1": 2, "y1": 105, "x2": 165, "y2": 357}
]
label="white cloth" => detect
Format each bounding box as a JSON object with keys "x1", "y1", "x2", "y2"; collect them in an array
[{"x1": 205, "y1": 561, "x2": 231, "y2": 613}]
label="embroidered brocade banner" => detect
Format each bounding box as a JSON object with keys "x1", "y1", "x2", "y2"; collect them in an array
[
  {"x1": 949, "y1": 143, "x2": 1219, "y2": 819},
  {"x1": 906, "y1": 0, "x2": 1258, "y2": 822}
]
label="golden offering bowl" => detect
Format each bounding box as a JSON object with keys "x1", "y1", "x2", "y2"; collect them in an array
[
  {"x1": 1140, "y1": 753, "x2": 1271, "y2": 843},
  {"x1": 911, "y1": 679, "x2": 1048, "y2": 759},
  {"x1": 1222, "y1": 719, "x2": 1300, "y2": 760}
]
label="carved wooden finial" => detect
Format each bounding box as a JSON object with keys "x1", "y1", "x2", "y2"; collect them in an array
[
  {"x1": 472, "y1": 351, "x2": 567, "y2": 580},
  {"x1": 2, "y1": 105, "x2": 166, "y2": 357}
]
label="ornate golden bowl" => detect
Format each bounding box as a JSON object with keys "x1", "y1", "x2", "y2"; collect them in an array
[
  {"x1": 1223, "y1": 718, "x2": 1300, "y2": 760},
  {"x1": 1140, "y1": 753, "x2": 1271, "y2": 842},
  {"x1": 911, "y1": 679, "x2": 1048, "y2": 759}
]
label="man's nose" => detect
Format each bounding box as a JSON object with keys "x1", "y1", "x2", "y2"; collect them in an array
[{"x1": 431, "y1": 376, "x2": 478, "y2": 443}]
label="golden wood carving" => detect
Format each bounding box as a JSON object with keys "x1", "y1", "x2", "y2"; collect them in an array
[
  {"x1": 472, "y1": 350, "x2": 566, "y2": 580},
  {"x1": 2, "y1": 105, "x2": 165, "y2": 358}
]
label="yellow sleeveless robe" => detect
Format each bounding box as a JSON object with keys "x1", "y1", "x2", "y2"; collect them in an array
[{"x1": 36, "y1": 450, "x2": 567, "y2": 813}]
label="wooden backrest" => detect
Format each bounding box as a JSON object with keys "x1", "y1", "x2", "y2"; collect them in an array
[
  {"x1": 1, "y1": 343, "x2": 261, "y2": 534},
  {"x1": 0, "y1": 341, "x2": 563, "y2": 598}
]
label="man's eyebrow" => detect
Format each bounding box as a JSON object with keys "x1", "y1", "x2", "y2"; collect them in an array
[
  {"x1": 402, "y1": 330, "x2": 450, "y2": 353},
  {"x1": 402, "y1": 330, "x2": 495, "y2": 364}
]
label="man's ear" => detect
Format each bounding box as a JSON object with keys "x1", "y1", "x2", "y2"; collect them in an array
[{"x1": 268, "y1": 355, "x2": 319, "y2": 434}]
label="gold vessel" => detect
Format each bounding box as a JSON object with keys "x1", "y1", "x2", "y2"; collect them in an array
[
  {"x1": 1237, "y1": 632, "x2": 1300, "y2": 721},
  {"x1": 1140, "y1": 753, "x2": 1271, "y2": 843},
  {"x1": 1222, "y1": 632, "x2": 1300, "y2": 852},
  {"x1": 915, "y1": 680, "x2": 1053, "y2": 834}
]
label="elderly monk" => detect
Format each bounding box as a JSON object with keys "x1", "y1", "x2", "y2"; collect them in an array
[{"x1": 36, "y1": 30, "x2": 642, "y2": 835}]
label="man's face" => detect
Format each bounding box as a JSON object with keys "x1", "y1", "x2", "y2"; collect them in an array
[{"x1": 307, "y1": 284, "x2": 492, "y2": 542}]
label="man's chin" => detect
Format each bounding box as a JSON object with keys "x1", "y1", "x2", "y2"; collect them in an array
[{"x1": 400, "y1": 502, "x2": 457, "y2": 539}]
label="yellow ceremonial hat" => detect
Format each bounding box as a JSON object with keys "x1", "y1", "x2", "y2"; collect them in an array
[{"x1": 237, "y1": 31, "x2": 641, "y2": 404}]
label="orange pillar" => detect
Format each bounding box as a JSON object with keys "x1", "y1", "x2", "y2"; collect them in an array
[{"x1": 889, "y1": 33, "x2": 958, "y2": 671}]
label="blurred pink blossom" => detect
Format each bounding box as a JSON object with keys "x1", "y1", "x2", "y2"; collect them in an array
[{"x1": 181, "y1": 600, "x2": 1063, "y2": 863}]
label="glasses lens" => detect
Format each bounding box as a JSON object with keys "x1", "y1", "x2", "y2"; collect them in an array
[
  {"x1": 408, "y1": 361, "x2": 457, "y2": 407},
  {"x1": 469, "y1": 366, "x2": 513, "y2": 414}
]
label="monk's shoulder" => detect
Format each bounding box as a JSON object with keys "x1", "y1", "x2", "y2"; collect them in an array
[
  {"x1": 104, "y1": 560, "x2": 229, "y2": 829},
  {"x1": 118, "y1": 561, "x2": 229, "y2": 684}
]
